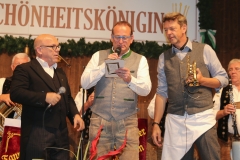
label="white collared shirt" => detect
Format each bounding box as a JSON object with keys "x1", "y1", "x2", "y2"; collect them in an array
[
  {"x1": 36, "y1": 57, "x2": 57, "y2": 78},
  {"x1": 0, "y1": 78, "x2": 6, "y2": 94}
]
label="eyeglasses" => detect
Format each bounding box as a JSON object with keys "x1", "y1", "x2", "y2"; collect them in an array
[
  {"x1": 40, "y1": 45, "x2": 61, "y2": 51},
  {"x1": 112, "y1": 35, "x2": 132, "y2": 42}
]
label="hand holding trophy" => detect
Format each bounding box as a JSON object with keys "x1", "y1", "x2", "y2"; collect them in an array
[{"x1": 186, "y1": 55, "x2": 199, "y2": 87}]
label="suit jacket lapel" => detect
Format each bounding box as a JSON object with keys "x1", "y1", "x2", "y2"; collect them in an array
[{"x1": 30, "y1": 59, "x2": 56, "y2": 91}]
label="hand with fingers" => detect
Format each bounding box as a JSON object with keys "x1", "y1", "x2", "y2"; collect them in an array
[
  {"x1": 115, "y1": 67, "x2": 131, "y2": 83},
  {"x1": 0, "y1": 94, "x2": 15, "y2": 106},
  {"x1": 152, "y1": 125, "x2": 163, "y2": 147},
  {"x1": 223, "y1": 104, "x2": 236, "y2": 116}
]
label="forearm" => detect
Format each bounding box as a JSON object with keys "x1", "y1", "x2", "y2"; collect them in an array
[
  {"x1": 128, "y1": 76, "x2": 151, "y2": 96},
  {"x1": 81, "y1": 63, "x2": 105, "y2": 89},
  {"x1": 199, "y1": 77, "x2": 221, "y2": 89},
  {"x1": 128, "y1": 57, "x2": 151, "y2": 96},
  {"x1": 153, "y1": 94, "x2": 167, "y2": 124},
  {"x1": 0, "y1": 94, "x2": 4, "y2": 103},
  {"x1": 216, "y1": 110, "x2": 226, "y2": 120},
  {"x1": 80, "y1": 101, "x2": 92, "y2": 115},
  {"x1": 11, "y1": 81, "x2": 46, "y2": 107}
]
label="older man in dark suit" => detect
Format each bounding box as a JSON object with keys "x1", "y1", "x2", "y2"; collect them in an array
[{"x1": 10, "y1": 34, "x2": 85, "y2": 160}]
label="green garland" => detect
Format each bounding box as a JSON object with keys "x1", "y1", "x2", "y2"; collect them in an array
[
  {"x1": 0, "y1": 34, "x2": 170, "y2": 59},
  {"x1": 197, "y1": 0, "x2": 215, "y2": 50},
  {"x1": 0, "y1": 1, "x2": 213, "y2": 58}
]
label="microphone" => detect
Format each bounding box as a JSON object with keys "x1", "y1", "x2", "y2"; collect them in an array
[
  {"x1": 47, "y1": 86, "x2": 66, "y2": 108},
  {"x1": 115, "y1": 47, "x2": 121, "y2": 56}
]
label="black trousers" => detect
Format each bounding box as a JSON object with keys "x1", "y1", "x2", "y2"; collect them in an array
[{"x1": 25, "y1": 125, "x2": 70, "y2": 160}]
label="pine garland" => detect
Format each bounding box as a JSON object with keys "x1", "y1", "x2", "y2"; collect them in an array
[
  {"x1": 0, "y1": 34, "x2": 170, "y2": 59},
  {"x1": 197, "y1": 0, "x2": 216, "y2": 50}
]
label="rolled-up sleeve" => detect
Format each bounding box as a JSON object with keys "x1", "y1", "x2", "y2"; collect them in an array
[
  {"x1": 203, "y1": 45, "x2": 229, "y2": 91},
  {"x1": 156, "y1": 53, "x2": 168, "y2": 98}
]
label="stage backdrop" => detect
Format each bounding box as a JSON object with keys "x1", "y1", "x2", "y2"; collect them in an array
[{"x1": 0, "y1": 0, "x2": 199, "y2": 43}]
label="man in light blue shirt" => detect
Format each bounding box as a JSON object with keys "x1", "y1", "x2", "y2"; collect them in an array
[{"x1": 152, "y1": 12, "x2": 228, "y2": 160}]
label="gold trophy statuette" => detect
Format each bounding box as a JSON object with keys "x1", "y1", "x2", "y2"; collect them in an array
[{"x1": 187, "y1": 56, "x2": 199, "y2": 87}]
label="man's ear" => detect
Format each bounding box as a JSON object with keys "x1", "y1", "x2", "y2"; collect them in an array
[
  {"x1": 130, "y1": 35, "x2": 134, "y2": 44},
  {"x1": 11, "y1": 64, "x2": 14, "y2": 71},
  {"x1": 36, "y1": 47, "x2": 42, "y2": 55},
  {"x1": 182, "y1": 24, "x2": 187, "y2": 33}
]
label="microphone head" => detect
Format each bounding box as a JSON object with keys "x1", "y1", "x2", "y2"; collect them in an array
[
  {"x1": 115, "y1": 47, "x2": 121, "y2": 56},
  {"x1": 59, "y1": 86, "x2": 66, "y2": 94}
]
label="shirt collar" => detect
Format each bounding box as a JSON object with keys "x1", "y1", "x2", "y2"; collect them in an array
[
  {"x1": 171, "y1": 38, "x2": 192, "y2": 54},
  {"x1": 36, "y1": 57, "x2": 57, "y2": 69}
]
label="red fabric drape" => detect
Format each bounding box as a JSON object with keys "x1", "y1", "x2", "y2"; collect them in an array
[
  {"x1": 138, "y1": 118, "x2": 148, "y2": 160},
  {"x1": 0, "y1": 126, "x2": 21, "y2": 160}
]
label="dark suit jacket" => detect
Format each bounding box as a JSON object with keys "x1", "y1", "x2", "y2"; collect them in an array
[{"x1": 10, "y1": 59, "x2": 79, "y2": 159}]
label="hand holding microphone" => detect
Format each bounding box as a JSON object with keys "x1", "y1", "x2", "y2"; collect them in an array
[
  {"x1": 46, "y1": 87, "x2": 66, "y2": 108},
  {"x1": 107, "y1": 46, "x2": 122, "y2": 59},
  {"x1": 115, "y1": 46, "x2": 121, "y2": 56}
]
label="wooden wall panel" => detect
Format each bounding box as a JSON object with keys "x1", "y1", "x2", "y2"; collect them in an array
[
  {"x1": 0, "y1": 54, "x2": 14, "y2": 78},
  {"x1": 212, "y1": 0, "x2": 240, "y2": 70}
]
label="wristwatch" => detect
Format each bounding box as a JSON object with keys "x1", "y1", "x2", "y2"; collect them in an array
[{"x1": 152, "y1": 122, "x2": 160, "y2": 126}]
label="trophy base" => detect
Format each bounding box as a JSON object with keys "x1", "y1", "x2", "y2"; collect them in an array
[{"x1": 188, "y1": 81, "x2": 199, "y2": 87}]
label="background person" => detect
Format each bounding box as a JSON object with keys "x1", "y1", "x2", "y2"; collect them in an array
[
  {"x1": 10, "y1": 34, "x2": 85, "y2": 160},
  {"x1": 215, "y1": 59, "x2": 240, "y2": 159},
  {"x1": 75, "y1": 88, "x2": 94, "y2": 116},
  {"x1": 0, "y1": 53, "x2": 30, "y2": 120},
  {"x1": 81, "y1": 21, "x2": 151, "y2": 159},
  {"x1": 0, "y1": 53, "x2": 30, "y2": 106},
  {"x1": 73, "y1": 88, "x2": 95, "y2": 158},
  {"x1": 0, "y1": 52, "x2": 30, "y2": 147},
  {"x1": 74, "y1": 88, "x2": 94, "y2": 140},
  {"x1": 151, "y1": 12, "x2": 228, "y2": 160}
]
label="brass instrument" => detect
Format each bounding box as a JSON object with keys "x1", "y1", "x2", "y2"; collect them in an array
[
  {"x1": 0, "y1": 102, "x2": 22, "y2": 137},
  {"x1": 187, "y1": 55, "x2": 199, "y2": 87},
  {"x1": 229, "y1": 79, "x2": 240, "y2": 140},
  {"x1": 58, "y1": 55, "x2": 71, "y2": 67}
]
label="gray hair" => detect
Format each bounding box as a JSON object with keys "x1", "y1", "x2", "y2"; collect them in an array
[
  {"x1": 228, "y1": 59, "x2": 240, "y2": 69},
  {"x1": 12, "y1": 53, "x2": 30, "y2": 64}
]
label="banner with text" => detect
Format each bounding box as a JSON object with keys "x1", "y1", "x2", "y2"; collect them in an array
[{"x1": 0, "y1": 0, "x2": 198, "y2": 42}]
